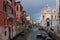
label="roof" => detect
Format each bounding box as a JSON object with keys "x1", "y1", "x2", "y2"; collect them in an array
[{"x1": 16, "y1": 1, "x2": 21, "y2": 3}]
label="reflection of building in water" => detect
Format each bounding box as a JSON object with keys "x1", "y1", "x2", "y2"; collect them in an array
[{"x1": 40, "y1": 5, "x2": 58, "y2": 32}]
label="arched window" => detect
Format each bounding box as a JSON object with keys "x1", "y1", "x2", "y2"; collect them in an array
[
  {"x1": 46, "y1": 18, "x2": 50, "y2": 27},
  {"x1": 16, "y1": 6, "x2": 18, "y2": 11},
  {"x1": 43, "y1": 15, "x2": 44, "y2": 19}
]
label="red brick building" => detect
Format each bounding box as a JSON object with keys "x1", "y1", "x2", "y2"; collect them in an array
[
  {"x1": 0, "y1": 0, "x2": 7, "y2": 27},
  {"x1": 0, "y1": 0, "x2": 16, "y2": 40},
  {"x1": 0, "y1": 0, "x2": 31, "y2": 40}
]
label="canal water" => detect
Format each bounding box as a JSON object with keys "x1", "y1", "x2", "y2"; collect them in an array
[{"x1": 15, "y1": 27, "x2": 51, "y2": 40}]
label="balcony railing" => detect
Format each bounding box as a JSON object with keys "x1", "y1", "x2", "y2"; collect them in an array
[
  {"x1": 7, "y1": 0, "x2": 12, "y2": 6},
  {"x1": 7, "y1": 13, "x2": 14, "y2": 19}
]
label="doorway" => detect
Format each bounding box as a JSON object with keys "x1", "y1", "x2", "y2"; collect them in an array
[
  {"x1": 47, "y1": 21, "x2": 50, "y2": 26},
  {"x1": 9, "y1": 27, "x2": 11, "y2": 40}
]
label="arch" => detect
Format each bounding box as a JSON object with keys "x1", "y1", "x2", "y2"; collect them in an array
[
  {"x1": 46, "y1": 18, "x2": 50, "y2": 21},
  {"x1": 46, "y1": 18, "x2": 50, "y2": 26}
]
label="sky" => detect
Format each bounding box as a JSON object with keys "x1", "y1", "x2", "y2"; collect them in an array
[{"x1": 16, "y1": 0, "x2": 56, "y2": 22}]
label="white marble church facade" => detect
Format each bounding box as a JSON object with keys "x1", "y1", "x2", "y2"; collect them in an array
[{"x1": 40, "y1": 6, "x2": 58, "y2": 32}]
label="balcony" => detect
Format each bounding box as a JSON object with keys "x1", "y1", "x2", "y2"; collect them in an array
[
  {"x1": 6, "y1": 0, "x2": 12, "y2": 6},
  {"x1": 7, "y1": 10, "x2": 14, "y2": 19},
  {"x1": 7, "y1": 13, "x2": 14, "y2": 19},
  {"x1": 6, "y1": 7, "x2": 15, "y2": 19}
]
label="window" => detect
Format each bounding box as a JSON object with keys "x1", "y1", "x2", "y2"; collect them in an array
[
  {"x1": 16, "y1": 6, "x2": 18, "y2": 11},
  {"x1": 3, "y1": 1, "x2": 6, "y2": 12},
  {"x1": 3, "y1": 5, "x2": 6, "y2": 12},
  {"x1": 12, "y1": 27, "x2": 13, "y2": 32},
  {"x1": 4, "y1": 19, "x2": 7, "y2": 25},
  {"x1": 51, "y1": 16, "x2": 53, "y2": 19},
  {"x1": 47, "y1": 22, "x2": 50, "y2": 26},
  {"x1": 55, "y1": 16, "x2": 56, "y2": 19},
  {"x1": 5, "y1": 31, "x2": 7, "y2": 36},
  {"x1": 43, "y1": 16, "x2": 44, "y2": 19},
  {"x1": 12, "y1": 9, "x2": 13, "y2": 14}
]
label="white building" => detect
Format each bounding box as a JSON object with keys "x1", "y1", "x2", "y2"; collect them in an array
[
  {"x1": 56, "y1": 0, "x2": 60, "y2": 37},
  {"x1": 56, "y1": 0, "x2": 59, "y2": 13},
  {"x1": 26, "y1": 16, "x2": 31, "y2": 21},
  {"x1": 40, "y1": 5, "x2": 58, "y2": 32}
]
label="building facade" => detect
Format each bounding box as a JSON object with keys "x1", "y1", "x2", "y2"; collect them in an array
[
  {"x1": 20, "y1": 11, "x2": 27, "y2": 31},
  {"x1": 26, "y1": 15, "x2": 31, "y2": 29},
  {"x1": 0, "y1": 0, "x2": 31, "y2": 40},
  {"x1": 40, "y1": 6, "x2": 57, "y2": 32},
  {"x1": 15, "y1": 1, "x2": 31, "y2": 36},
  {"x1": 16, "y1": 1, "x2": 22, "y2": 21},
  {"x1": 26, "y1": 16, "x2": 30, "y2": 21},
  {"x1": 56, "y1": 0, "x2": 60, "y2": 37},
  {"x1": 15, "y1": 1, "x2": 23, "y2": 35},
  {"x1": 0, "y1": 0, "x2": 16, "y2": 40}
]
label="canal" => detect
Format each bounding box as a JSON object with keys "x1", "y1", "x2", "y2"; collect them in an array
[{"x1": 13, "y1": 27, "x2": 52, "y2": 40}]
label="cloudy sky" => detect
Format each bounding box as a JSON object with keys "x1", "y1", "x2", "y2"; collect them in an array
[{"x1": 16, "y1": 0, "x2": 56, "y2": 22}]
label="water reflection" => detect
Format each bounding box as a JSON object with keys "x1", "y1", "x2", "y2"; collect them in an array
[{"x1": 15, "y1": 27, "x2": 51, "y2": 40}]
